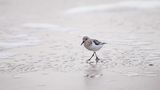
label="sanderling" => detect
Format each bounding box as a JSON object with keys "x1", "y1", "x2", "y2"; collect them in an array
[{"x1": 81, "y1": 36, "x2": 106, "y2": 64}]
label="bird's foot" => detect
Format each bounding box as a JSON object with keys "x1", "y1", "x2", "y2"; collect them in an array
[
  {"x1": 86, "y1": 59, "x2": 91, "y2": 63},
  {"x1": 88, "y1": 61, "x2": 94, "y2": 65},
  {"x1": 95, "y1": 57, "x2": 100, "y2": 64},
  {"x1": 86, "y1": 59, "x2": 94, "y2": 65}
]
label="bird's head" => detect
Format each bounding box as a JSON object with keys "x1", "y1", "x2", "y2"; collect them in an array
[{"x1": 81, "y1": 36, "x2": 89, "y2": 45}]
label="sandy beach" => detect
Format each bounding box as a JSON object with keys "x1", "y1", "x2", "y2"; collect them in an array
[{"x1": 0, "y1": 0, "x2": 160, "y2": 90}]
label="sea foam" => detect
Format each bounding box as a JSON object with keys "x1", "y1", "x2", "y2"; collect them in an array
[{"x1": 65, "y1": 1, "x2": 160, "y2": 14}]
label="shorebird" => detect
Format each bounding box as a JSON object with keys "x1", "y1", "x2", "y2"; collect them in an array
[{"x1": 81, "y1": 36, "x2": 106, "y2": 64}]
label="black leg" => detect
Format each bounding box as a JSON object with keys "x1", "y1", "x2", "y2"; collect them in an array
[
  {"x1": 94, "y1": 52, "x2": 100, "y2": 64},
  {"x1": 86, "y1": 52, "x2": 94, "y2": 63}
]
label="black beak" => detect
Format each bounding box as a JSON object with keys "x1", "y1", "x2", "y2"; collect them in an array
[{"x1": 81, "y1": 41, "x2": 84, "y2": 45}]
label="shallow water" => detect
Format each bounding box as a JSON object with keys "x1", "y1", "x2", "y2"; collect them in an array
[
  {"x1": 1, "y1": 1, "x2": 160, "y2": 90},
  {"x1": 65, "y1": 1, "x2": 160, "y2": 14},
  {"x1": 0, "y1": 0, "x2": 160, "y2": 79}
]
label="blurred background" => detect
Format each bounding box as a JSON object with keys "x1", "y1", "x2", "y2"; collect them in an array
[
  {"x1": 0, "y1": 0, "x2": 160, "y2": 90},
  {"x1": 0, "y1": 0, "x2": 160, "y2": 73}
]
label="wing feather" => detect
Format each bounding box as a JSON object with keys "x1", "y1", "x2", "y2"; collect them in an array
[{"x1": 93, "y1": 39, "x2": 101, "y2": 45}]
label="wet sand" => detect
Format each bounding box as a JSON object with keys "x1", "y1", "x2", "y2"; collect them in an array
[
  {"x1": 0, "y1": 68, "x2": 160, "y2": 90},
  {"x1": 0, "y1": 0, "x2": 160, "y2": 90}
]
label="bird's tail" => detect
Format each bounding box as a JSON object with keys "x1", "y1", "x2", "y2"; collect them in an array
[{"x1": 102, "y1": 42, "x2": 107, "y2": 44}]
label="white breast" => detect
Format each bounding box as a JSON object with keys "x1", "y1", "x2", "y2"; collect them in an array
[{"x1": 87, "y1": 41, "x2": 103, "y2": 51}]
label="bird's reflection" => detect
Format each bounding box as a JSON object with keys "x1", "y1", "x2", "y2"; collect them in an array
[{"x1": 84, "y1": 63, "x2": 103, "y2": 78}]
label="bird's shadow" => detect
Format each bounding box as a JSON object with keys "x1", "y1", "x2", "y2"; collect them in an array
[{"x1": 84, "y1": 63, "x2": 103, "y2": 78}]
